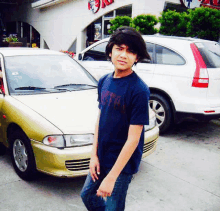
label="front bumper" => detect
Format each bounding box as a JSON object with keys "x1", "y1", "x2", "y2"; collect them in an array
[
  {"x1": 142, "y1": 125, "x2": 159, "y2": 158},
  {"x1": 31, "y1": 140, "x2": 92, "y2": 178},
  {"x1": 31, "y1": 126, "x2": 159, "y2": 178}
]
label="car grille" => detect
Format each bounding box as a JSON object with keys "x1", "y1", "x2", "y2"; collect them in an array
[
  {"x1": 65, "y1": 140, "x2": 157, "y2": 171},
  {"x1": 143, "y1": 139, "x2": 157, "y2": 153},
  {"x1": 65, "y1": 158, "x2": 90, "y2": 171}
]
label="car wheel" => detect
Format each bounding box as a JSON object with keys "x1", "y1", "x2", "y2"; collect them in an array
[
  {"x1": 10, "y1": 130, "x2": 37, "y2": 181},
  {"x1": 149, "y1": 93, "x2": 173, "y2": 134},
  {"x1": 0, "y1": 143, "x2": 6, "y2": 155}
]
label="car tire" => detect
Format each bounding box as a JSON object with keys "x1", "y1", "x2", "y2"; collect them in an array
[
  {"x1": 0, "y1": 143, "x2": 6, "y2": 155},
  {"x1": 149, "y1": 93, "x2": 173, "y2": 134},
  {"x1": 10, "y1": 130, "x2": 37, "y2": 181}
]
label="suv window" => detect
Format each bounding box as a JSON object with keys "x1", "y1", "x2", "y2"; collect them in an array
[
  {"x1": 141, "y1": 42, "x2": 154, "y2": 63},
  {"x1": 195, "y1": 42, "x2": 220, "y2": 68},
  {"x1": 83, "y1": 42, "x2": 108, "y2": 61},
  {"x1": 156, "y1": 44, "x2": 185, "y2": 65}
]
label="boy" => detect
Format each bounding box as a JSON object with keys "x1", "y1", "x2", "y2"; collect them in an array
[{"x1": 81, "y1": 26, "x2": 151, "y2": 211}]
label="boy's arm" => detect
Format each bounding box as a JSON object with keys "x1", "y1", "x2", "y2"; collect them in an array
[
  {"x1": 96, "y1": 124, "x2": 143, "y2": 197},
  {"x1": 90, "y1": 109, "x2": 101, "y2": 182}
]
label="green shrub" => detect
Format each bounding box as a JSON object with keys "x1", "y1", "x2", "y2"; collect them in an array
[
  {"x1": 187, "y1": 7, "x2": 220, "y2": 41},
  {"x1": 131, "y1": 14, "x2": 158, "y2": 35},
  {"x1": 159, "y1": 10, "x2": 190, "y2": 37},
  {"x1": 108, "y1": 16, "x2": 132, "y2": 34}
]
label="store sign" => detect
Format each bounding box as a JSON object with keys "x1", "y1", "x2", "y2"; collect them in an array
[
  {"x1": 88, "y1": 0, "x2": 114, "y2": 13},
  {"x1": 180, "y1": 0, "x2": 220, "y2": 9}
]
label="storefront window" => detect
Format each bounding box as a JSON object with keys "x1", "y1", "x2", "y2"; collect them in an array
[
  {"x1": 86, "y1": 5, "x2": 132, "y2": 46},
  {"x1": 116, "y1": 5, "x2": 132, "y2": 17},
  {"x1": 104, "y1": 11, "x2": 114, "y2": 18},
  {"x1": 4, "y1": 21, "x2": 40, "y2": 48},
  {"x1": 94, "y1": 22, "x2": 102, "y2": 40}
]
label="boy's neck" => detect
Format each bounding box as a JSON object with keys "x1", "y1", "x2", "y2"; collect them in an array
[{"x1": 113, "y1": 69, "x2": 133, "y2": 78}]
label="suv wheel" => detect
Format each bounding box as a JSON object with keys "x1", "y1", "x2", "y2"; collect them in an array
[
  {"x1": 150, "y1": 93, "x2": 172, "y2": 134},
  {"x1": 10, "y1": 130, "x2": 37, "y2": 180}
]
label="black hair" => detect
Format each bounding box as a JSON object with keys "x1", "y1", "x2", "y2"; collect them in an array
[{"x1": 106, "y1": 26, "x2": 151, "y2": 64}]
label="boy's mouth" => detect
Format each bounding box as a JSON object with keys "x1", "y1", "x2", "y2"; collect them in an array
[{"x1": 117, "y1": 60, "x2": 127, "y2": 65}]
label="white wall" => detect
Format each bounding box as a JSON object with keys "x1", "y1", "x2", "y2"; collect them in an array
[{"x1": 3, "y1": 0, "x2": 181, "y2": 52}]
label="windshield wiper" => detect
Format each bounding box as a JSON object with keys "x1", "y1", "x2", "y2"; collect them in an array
[
  {"x1": 15, "y1": 86, "x2": 46, "y2": 90},
  {"x1": 54, "y1": 84, "x2": 97, "y2": 89}
]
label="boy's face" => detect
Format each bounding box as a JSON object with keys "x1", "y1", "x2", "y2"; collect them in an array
[{"x1": 109, "y1": 44, "x2": 138, "y2": 72}]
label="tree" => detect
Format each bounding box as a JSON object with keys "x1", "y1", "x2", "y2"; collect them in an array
[
  {"x1": 159, "y1": 10, "x2": 190, "y2": 37},
  {"x1": 108, "y1": 16, "x2": 132, "y2": 34},
  {"x1": 131, "y1": 14, "x2": 158, "y2": 35},
  {"x1": 187, "y1": 7, "x2": 220, "y2": 41}
]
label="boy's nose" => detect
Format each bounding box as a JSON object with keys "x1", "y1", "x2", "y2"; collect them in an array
[{"x1": 120, "y1": 50, "x2": 127, "y2": 58}]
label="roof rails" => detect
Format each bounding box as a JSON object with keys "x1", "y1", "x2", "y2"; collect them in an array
[{"x1": 143, "y1": 34, "x2": 205, "y2": 42}]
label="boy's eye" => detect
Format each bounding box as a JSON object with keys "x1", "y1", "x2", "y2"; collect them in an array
[{"x1": 128, "y1": 49, "x2": 135, "y2": 54}]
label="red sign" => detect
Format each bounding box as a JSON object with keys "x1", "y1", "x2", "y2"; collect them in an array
[
  {"x1": 180, "y1": 0, "x2": 220, "y2": 9},
  {"x1": 88, "y1": 0, "x2": 114, "y2": 13}
]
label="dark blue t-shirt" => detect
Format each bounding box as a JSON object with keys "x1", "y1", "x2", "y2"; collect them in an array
[{"x1": 97, "y1": 71, "x2": 150, "y2": 175}]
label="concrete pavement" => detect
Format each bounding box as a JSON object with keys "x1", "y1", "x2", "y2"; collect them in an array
[{"x1": 0, "y1": 120, "x2": 220, "y2": 211}]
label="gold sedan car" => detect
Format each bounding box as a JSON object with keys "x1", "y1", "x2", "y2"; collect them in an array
[{"x1": 0, "y1": 48, "x2": 159, "y2": 180}]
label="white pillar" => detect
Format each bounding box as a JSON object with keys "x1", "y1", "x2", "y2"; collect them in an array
[
  {"x1": 40, "y1": 35, "x2": 44, "y2": 49},
  {"x1": 30, "y1": 25, "x2": 32, "y2": 47},
  {"x1": 76, "y1": 29, "x2": 87, "y2": 54},
  {"x1": 21, "y1": 22, "x2": 23, "y2": 38}
]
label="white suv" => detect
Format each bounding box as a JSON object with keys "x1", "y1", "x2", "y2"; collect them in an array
[{"x1": 76, "y1": 35, "x2": 220, "y2": 133}]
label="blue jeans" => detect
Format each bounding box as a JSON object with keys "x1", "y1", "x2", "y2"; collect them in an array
[{"x1": 81, "y1": 169, "x2": 133, "y2": 211}]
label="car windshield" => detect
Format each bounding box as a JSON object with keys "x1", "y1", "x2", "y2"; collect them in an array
[{"x1": 4, "y1": 55, "x2": 97, "y2": 95}]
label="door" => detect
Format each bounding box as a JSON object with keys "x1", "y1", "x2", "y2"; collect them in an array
[
  {"x1": 0, "y1": 56, "x2": 6, "y2": 143},
  {"x1": 151, "y1": 44, "x2": 187, "y2": 96},
  {"x1": 81, "y1": 41, "x2": 114, "y2": 80},
  {"x1": 136, "y1": 42, "x2": 156, "y2": 86}
]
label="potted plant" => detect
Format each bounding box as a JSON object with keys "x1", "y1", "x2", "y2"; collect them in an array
[
  {"x1": 60, "y1": 50, "x2": 75, "y2": 58},
  {"x1": 4, "y1": 35, "x2": 23, "y2": 47}
]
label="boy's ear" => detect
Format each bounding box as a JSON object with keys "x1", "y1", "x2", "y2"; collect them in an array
[{"x1": 109, "y1": 53, "x2": 112, "y2": 58}]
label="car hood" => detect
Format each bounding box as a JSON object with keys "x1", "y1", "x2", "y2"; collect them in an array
[{"x1": 12, "y1": 89, "x2": 99, "y2": 134}]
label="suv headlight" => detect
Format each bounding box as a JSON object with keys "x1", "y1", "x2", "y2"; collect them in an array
[
  {"x1": 43, "y1": 134, "x2": 94, "y2": 148},
  {"x1": 144, "y1": 115, "x2": 157, "y2": 131}
]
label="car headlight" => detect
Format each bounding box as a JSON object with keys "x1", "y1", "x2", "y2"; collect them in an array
[
  {"x1": 42, "y1": 134, "x2": 94, "y2": 148},
  {"x1": 43, "y1": 135, "x2": 65, "y2": 148},
  {"x1": 144, "y1": 115, "x2": 157, "y2": 131},
  {"x1": 64, "y1": 134, "x2": 94, "y2": 147}
]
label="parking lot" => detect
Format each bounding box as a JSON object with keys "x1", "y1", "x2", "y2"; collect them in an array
[{"x1": 0, "y1": 120, "x2": 220, "y2": 211}]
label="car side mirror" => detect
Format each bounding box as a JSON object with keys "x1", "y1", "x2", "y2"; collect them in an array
[
  {"x1": 141, "y1": 58, "x2": 151, "y2": 63},
  {"x1": 78, "y1": 53, "x2": 82, "y2": 60},
  {"x1": 0, "y1": 87, "x2": 4, "y2": 95}
]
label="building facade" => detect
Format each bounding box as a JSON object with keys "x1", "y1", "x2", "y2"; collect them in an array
[{"x1": 1, "y1": 0, "x2": 220, "y2": 53}]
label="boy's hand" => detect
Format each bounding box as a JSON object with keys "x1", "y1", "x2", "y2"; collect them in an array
[
  {"x1": 96, "y1": 175, "x2": 116, "y2": 198},
  {"x1": 89, "y1": 155, "x2": 100, "y2": 182}
]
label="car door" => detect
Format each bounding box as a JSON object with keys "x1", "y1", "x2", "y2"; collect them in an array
[
  {"x1": 136, "y1": 42, "x2": 156, "y2": 86},
  {"x1": 81, "y1": 41, "x2": 114, "y2": 80},
  {"x1": 151, "y1": 44, "x2": 187, "y2": 96},
  {"x1": 0, "y1": 56, "x2": 6, "y2": 143}
]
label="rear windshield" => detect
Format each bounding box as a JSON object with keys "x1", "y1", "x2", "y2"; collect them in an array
[{"x1": 195, "y1": 42, "x2": 220, "y2": 68}]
